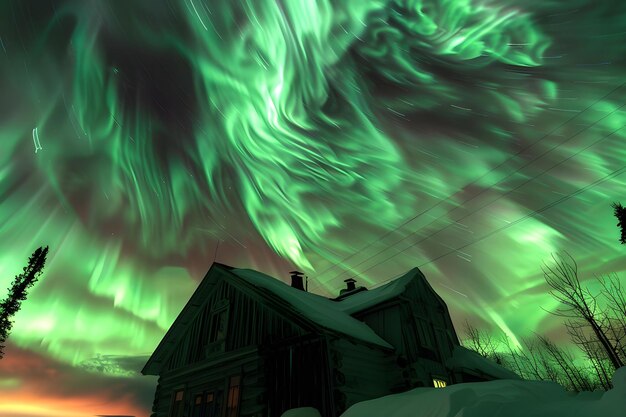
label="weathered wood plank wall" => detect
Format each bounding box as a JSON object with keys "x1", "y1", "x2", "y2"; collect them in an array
[{"x1": 329, "y1": 338, "x2": 399, "y2": 413}]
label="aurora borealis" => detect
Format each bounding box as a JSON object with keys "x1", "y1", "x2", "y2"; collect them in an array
[{"x1": 1, "y1": 0, "x2": 626, "y2": 415}]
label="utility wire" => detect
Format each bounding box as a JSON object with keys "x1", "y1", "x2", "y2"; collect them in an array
[
  {"x1": 311, "y1": 82, "x2": 626, "y2": 281},
  {"x1": 366, "y1": 162, "x2": 626, "y2": 290},
  {"x1": 353, "y1": 126, "x2": 625, "y2": 280},
  {"x1": 310, "y1": 120, "x2": 626, "y2": 292},
  {"x1": 329, "y1": 103, "x2": 625, "y2": 282},
  {"x1": 213, "y1": 240, "x2": 220, "y2": 263}
]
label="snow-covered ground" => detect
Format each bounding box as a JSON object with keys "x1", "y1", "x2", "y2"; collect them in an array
[{"x1": 282, "y1": 367, "x2": 626, "y2": 417}]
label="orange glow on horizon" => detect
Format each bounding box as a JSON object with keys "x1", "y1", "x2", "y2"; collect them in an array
[
  {"x1": 0, "y1": 391, "x2": 147, "y2": 417},
  {"x1": 0, "y1": 346, "x2": 151, "y2": 417}
]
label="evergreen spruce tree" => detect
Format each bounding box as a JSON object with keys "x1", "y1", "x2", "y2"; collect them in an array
[
  {"x1": 0, "y1": 246, "x2": 49, "y2": 358},
  {"x1": 612, "y1": 202, "x2": 626, "y2": 244}
]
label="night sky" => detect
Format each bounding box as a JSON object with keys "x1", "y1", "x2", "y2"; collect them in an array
[{"x1": 1, "y1": 0, "x2": 626, "y2": 416}]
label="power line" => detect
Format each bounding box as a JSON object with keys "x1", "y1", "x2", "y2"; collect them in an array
[
  {"x1": 213, "y1": 240, "x2": 220, "y2": 263},
  {"x1": 310, "y1": 121, "x2": 625, "y2": 292},
  {"x1": 330, "y1": 125, "x2": 626, "y2": 284},
  {"x1": 311, "y1": 82, "x2": 626, "y2": 281},
  {"x1": 331, "y1": 103, "x2": 625, "y2": 280},
  {"x1": 311, "y1": 102, "x2": 626, "y2": 290},
  {"x1": 365, "y1": 162, "x2": 626, "y2": 290}
]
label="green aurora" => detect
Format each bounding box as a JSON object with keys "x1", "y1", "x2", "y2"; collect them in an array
[{"x1": 1, "y1": 0, "x2": 626, "y2": 414}]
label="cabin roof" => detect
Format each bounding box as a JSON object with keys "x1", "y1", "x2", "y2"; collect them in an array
[
  {"x1": 142, "y1": 263, "x2": 397, "y2": 375},
  {"x1": 231, "y1": 268, "x2": 393, "y2": 349},
  {"x1": 142, "y1": 263, "x2": 230, "y2": 375},
  {"x1": 447, "y1": 346, "x2": 521, "y2": 380},
  {"x1": 335, "y1": 267, "x2": 423, "y2": 315}
]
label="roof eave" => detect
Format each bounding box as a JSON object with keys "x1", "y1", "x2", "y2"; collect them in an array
[{"x1": 141, "y1": 263, "x2": 230, "y2": 375}]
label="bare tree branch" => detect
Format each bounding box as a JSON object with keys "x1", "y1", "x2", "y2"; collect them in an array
[{"x1": 542, "y1": 252, "x2": 624, "y2": 370}]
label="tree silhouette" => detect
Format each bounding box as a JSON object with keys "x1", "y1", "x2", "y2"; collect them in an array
[
  {"x1": 612, "y1": 202, "x2": 626, "y2": 244},
  {"x1": 543, "y1": 252, "x2": 624, "y2": 371},
  {"x1": 0, "y1": 246, "x2": 49, "y2": 359}
]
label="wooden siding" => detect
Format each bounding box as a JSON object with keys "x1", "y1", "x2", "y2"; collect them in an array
[
  {"x1": 409, "y1": 356, "x2": 450, "y2": 387},
  {"x1": 263, "y1": 333, "x2": 334, "y2": 417},
  {"x1": 156, "y1": 347, "x2": 265, "y2": 417},
  {"x1": 358, "y1": 303, "x2": 403, "y2": 351},
  {"x1": 148, "y1": 265, "x2": 467, "y2": 417},
  {"x1": 329, "y1": 338, "x2": 400, "y2": 414},
  {"x1": 403, "y1": 280, "x2": 458, "y2": 358},
  {"x1": 163, "y1": 279, "x2": 305, "y2": 372},
  {"x1": 351, "y1": 277, "x2": 460, "y2": 387},
  {"x1": 402, "y1": 279, "x2": 458, "y2": 384}
]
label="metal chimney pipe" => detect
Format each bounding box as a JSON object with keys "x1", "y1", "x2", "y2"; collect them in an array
[{"x1": 289, "y1": 270, "x2": 305, "y2": 291}]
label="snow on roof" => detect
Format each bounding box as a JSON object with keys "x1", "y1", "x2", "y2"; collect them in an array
[
  {"x1": 231, "y1": 268, "x2": 393, "y2": 349},
  {"x1": 340, "y1": 366, "x2": 626, "y2": 417},
  {"x1": 447, "y1": 346, "x2": 521, "y2": 380},
  {"x1": 336, "y1": 268, "x2": 421, "y2": 315}
]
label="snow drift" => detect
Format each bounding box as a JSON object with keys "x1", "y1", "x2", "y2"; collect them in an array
[{"x1": 283, "y1": 367, "x2": 626, "y2": 417}]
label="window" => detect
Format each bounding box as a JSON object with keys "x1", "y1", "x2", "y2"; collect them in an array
[
  {"x1": 435, "y1": 329, "x2": 451, "y2": 357},
  {"x1": 191, "y1": 391, "x2": 218, "y2": 417},
  {"x1": 205, "y1": 390, "x2": 220, "y2": 417},
  {"x1": 208, "y1": 300, "x2": 230, "y2": 345},
  {"x1": 415, "y1": 317, "x2": 434, "y2": 348},
  {"x1": 170, "y1": 390, "x2": 185, "y2": 417},
  {"x1": 206, "y1": 301, "x2": 230, "y2": 356},
  {"x1": 226, "y1": 375, "x2": 241, "y2": 417},
  {"x1": 209, "y1": 308, "x2": 228, "y2": 343},
  {"x1": 192, "y1": 395, "x2": 203, "y2": 417},
  {"x1": 433, "y1": 378, "x2": 447, "y2": 388}
]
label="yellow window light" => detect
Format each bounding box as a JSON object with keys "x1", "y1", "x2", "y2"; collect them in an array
[{"x1": 433, "y1": 378, "x2": 447, "y2": 388}]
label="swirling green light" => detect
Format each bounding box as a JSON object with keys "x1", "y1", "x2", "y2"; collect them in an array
[{"x1": 1, "y1": 0, "x2": 625, "y2": 380}]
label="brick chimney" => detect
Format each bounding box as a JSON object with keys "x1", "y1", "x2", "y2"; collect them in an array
[
  {"x1": 289, "y1": 270, "x2": 305, "y2": 291},
  {"x1": 335, "y1": 278, "x2": 367, "y2": 300},
  {"x1": 339, "y1": 278, "x2": 356, "y2": 295}
]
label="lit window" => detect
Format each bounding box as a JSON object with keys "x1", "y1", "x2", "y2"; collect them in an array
[
  {"x1": 433, "y1": 378, "x2": 447, "y2": 388},
  {"x1": 195, "y1": 395, "x2": 202, "y2": 405},
  {"x1": 170, "y1": 390, "x2": 184, "y2": 417},
  {"x1": 206, "y1": 392, "x2": 214, "y2": 403},
  {"x1": 226, "y1": 376, "x2": 241, "y2": 417}
]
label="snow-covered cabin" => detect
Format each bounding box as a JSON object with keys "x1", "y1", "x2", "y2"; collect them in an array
[{"x1": 142, "y1": 263, "x2": 515, "y2": 417}]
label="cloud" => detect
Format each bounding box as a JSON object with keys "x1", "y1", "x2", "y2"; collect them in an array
[{"x1": 0, "y1": 344, "x2": 155, "y2": 417}]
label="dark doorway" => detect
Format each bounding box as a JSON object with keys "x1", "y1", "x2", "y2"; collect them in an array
[{"x1": 264, "y1": 335, "x2": 333, "y2": 417}]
